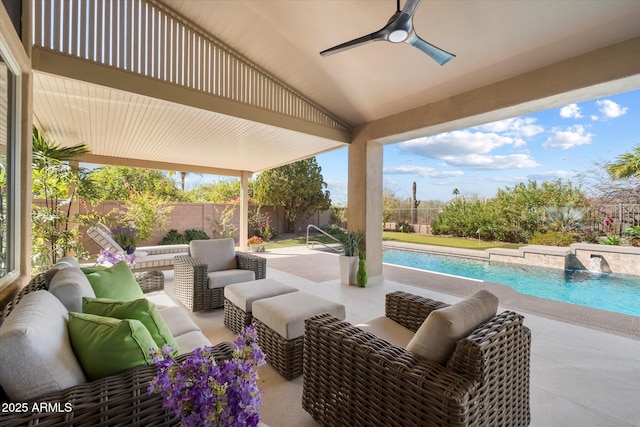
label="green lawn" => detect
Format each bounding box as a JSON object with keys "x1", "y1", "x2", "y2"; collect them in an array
[
  {"x1": 382, "y1": 232, "x2": 523, "y2": 250},
  {"x1": 264, "y1": 232, "x2": 523, "y2": 251}
]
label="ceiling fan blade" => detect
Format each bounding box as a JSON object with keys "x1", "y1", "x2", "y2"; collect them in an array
[
  {"x1": 320, "y1": 30, "x2": 387, "y2": 56},
  {"x1": 408, "y1": 35, "x2": 455, "y2": 65},
  {"x1": 401, "y1": 0, "x2": 422, "y2": 17}
]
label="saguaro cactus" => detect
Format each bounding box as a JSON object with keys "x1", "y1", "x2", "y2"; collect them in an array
[{"x1": 411, "y1": 181, "x2": 421, "y2": 224}]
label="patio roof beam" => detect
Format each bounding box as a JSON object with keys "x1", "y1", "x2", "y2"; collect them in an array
[
  {"x1": 77, "y1": 153, "x2": 245, "y2": 177},
  {"x1": 359, "y1": 35, "x2": 640, "y2": 145}
]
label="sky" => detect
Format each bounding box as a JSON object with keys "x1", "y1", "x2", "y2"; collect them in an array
[
  {"x1": 315, "y1": 89, "x2": 640, "y2": 206},
  {"x1": 185, "y1": 89, "x2": 639, "y2": 207}
]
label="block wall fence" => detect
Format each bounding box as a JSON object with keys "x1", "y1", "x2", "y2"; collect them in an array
[{"x1": 32, "y1": 200, "x2": 336, "y2": 255}]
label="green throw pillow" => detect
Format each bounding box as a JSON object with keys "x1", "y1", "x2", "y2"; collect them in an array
[
  {"x1": 68, "y1": 312, "x2": 157, "y2": 381},
  {"x1": 83, "y1": 261, "x2": 144, "y2": 300},
  {"x1": 82, "y1": 297, "x2": 179, "y2": 356}
]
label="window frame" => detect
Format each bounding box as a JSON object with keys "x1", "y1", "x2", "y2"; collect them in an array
[{"x1": 0, "y1": 30, "x2": 23, "y2": 290}]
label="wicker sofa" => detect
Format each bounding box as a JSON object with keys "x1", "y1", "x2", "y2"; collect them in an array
[
  {"x1": 0, "y1": 267, "x2": 233, "y2": 426},
  {"x1": 173, "y1": 238, "x2": 267, "y2": 311},
  {"x1": 303, "y1": 291, "x2": 531, "y2": 427}
]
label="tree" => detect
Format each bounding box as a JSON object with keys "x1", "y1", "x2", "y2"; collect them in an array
[
  {"x1": 31, "y1": 126, "x2": 96, "y2": 269},
  {"x1": 606, "y1": 144, "x2": 640, "y2": 180},
  {"x1": 90, "y1": 166, "x2": 187, "y2": 201},
  {"x1": 382, "y1": 186, "x2": 401, "y2": 227},
  {"x1": 253, "y1": 158, "x2": 331, "y2": 233},
  {"x1": 186, "y1": 178, "x2": 246, "y2": 202}
]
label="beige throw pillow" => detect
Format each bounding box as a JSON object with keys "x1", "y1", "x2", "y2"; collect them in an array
[{"x1": 406, "y1": 290, "x2": 499, "y2": 365}]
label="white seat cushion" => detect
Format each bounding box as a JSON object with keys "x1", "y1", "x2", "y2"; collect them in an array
[
  {"x1": 224, "y1": 279, "x2": 298, "y2": 312},
  {"x1": 0, "y1": 291, "x2": 87, "y2": 401},
  {"x1": 356, "y1": 316, "x2": 415, "y2": 348},
  {"x1": 406, "y1": 290, "x2": 499, "y2": 364},
  {"x1": 253, "y1": 291, "x2": 345, "y2": 340},
  {"x1": 207, "y1": 269, "x2": 255, "y2": 289},
  {"x1": 157, "y1": 306, "x2": 201, "y2": 337},
  {"x1": 174, "y1": 330, "x2": 212, "y2": 355},
  {"x1": 190, "y1": 238, "x2": 237, "y2": 272}
]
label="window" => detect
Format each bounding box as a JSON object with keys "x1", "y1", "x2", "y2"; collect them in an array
[{"x1": 0, "y1": 45, "x2": 21, "y2": 288}]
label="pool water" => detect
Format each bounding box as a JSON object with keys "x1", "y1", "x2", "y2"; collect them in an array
[{"x1": 383, "y1": 248, "x2": 640, "y2": 317}]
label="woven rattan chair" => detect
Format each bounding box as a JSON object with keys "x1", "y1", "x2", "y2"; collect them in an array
[
  {"x1": 0, "y1": 273, "x2": 234, "y2": 427},
  {"x1": 303, "y1": 291, "x2": 531, "y2": 427},
  {"x1": 173, "y1": 239, "x2": 267, "y2": 312}
]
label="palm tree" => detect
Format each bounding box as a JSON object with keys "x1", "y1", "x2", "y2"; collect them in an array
[
  {"x1": 606, "y1": 144, "x2": 640, "y2": 180},
  {"x1": 452, "y1": 188, "x2": 460, "y2": 198}
]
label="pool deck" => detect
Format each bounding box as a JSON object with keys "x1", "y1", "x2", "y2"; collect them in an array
[{"x1": 164, "y1": 244, "x2": 640, "y2": 427}]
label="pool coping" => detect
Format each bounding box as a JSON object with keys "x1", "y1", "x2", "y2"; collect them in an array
[{"x1": 382, "y1": 242, "x2": 640, "y2": 340}]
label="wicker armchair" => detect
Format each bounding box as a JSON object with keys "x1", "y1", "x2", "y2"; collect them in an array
[
  {"x1": 173, "y1": 239, "x2": 267, "y2": 312},
  {"x1": 0, "y1": 273, "x2": 234, "y2": 427},
  {"x1": 303, "y1": 291, "x2": 531, "y2": 427}
]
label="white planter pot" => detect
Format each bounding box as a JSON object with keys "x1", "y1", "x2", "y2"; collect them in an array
[{"x1": 339, "y1": 255, "x2": 358, "y2": 285}]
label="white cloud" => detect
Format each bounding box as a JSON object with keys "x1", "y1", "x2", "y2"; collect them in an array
[
  {"x1": 596, "y1": 100, "x2": 628, "y2": 118},
  {"x1": 559, "y1": 104, "x2": 583, "y2": 119},
  {"x1": 400, "y1": 130, "x2": 522, "y2": 157},
  {"x1": 439, "y1": 154, "x2": 539, "y2": 170},
  {"x1": 473, "y1": 117, "x2": 544, "y2": 138},
  {"x1": 398, "y1": 130, "x2": 538, "y2": 170},
  {"x1": 383, "y1": 165, "x2": 464, "y2": 178},
  {"x1": 590, "y1": 115, "x2": 599, "y2": 121},
  {"x1": 542, "y1": 125, "x2": 593, "y2": 149}
]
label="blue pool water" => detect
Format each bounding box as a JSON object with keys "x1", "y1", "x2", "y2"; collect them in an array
[{"x1": 383, "y1": 248, "x2": 640, "y2": 317}]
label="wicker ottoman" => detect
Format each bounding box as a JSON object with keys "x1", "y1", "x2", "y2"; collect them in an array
[
  {"x1": 223, "y1": 279, "x2": 298, "y2": 335},
  {"x1": 252, "y1": 291, "x2": 346, "y2": 379}
]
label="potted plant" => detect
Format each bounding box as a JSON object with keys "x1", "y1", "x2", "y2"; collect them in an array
[
  {"x1": 338, "y1": 231, "x2": 363, "y2": 285},
  {"x1": 112, "y1": 226, "x2": 138, "y2": 254},
  {"x1": 247, "y1": 236, "x2": 265, "y2": 252}
]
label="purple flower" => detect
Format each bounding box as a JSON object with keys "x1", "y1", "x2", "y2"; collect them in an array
[
  {"x1": 97, "y1": 249, "x2": 136, "y2": 267},
  {"x1": 149, "y1": 326, "x2": 266, "y2": 427}
]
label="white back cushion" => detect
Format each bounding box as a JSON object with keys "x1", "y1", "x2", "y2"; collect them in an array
[
  {"x1": 49, "y1": 267, "x2": 96, "y2": 312},
  {"x1": 406, "y1": 290, "x2": 499, "y2": 365},
  {"x1": 0, "y1": 291, "x2": 87, "y2": 400},
  {"x1": 190, "y1": 238, "x2": 237, "y2": 272}
]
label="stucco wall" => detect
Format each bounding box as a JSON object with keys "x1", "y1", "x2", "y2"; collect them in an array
[{"x1": 32, "y1": 200, "x2": 334, "y2": 253}]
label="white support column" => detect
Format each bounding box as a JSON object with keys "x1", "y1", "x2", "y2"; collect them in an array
[
  {"x1": 239, "y1": 171, "x2": 251, "y2": 251},
  {"x1": 366, "y1": 141, "x2": 383, "y2": 280},
  {"x1": 348, "y1": 130, "x2": 383, "y2": 281}
]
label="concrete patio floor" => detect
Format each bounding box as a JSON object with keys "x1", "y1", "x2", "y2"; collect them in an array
[{"x1": 162, "y1": 245, "x2": 640, "y2": 427}]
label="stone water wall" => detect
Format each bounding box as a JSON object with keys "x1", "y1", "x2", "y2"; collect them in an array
[{"x1": 486, "y1": 243, "x2": 640, "y2": 276}]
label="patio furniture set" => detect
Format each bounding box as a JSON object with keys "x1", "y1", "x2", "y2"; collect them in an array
[
  {"x1": 0, "y1": 234, "x2": 531, "y2": 426},
  {"x1": 222, "y1": 278, "x2": 532, "y2": 426}
]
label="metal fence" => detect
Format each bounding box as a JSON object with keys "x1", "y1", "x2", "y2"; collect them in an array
[{"x1": 384, "y1": 204, "x2": 640, "y2": 236}]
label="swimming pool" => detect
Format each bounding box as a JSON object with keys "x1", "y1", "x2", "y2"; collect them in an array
[{"x1": 383, "y1": 248, "x2": 640, "y2": 317}]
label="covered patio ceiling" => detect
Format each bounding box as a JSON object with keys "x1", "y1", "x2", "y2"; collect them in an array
[{"x1": 31, "y1": 0, "x2": 640, "y2": 175}]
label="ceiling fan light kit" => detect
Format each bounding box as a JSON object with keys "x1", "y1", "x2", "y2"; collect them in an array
[{"x1": 320, "y1": 0, "x2": 455, "y2": 66}]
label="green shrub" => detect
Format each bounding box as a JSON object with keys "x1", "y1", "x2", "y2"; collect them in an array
[
  {"x1": 599, "y1": 235, "x2": 621, "y2": 245},
  {"x1": 184, "y1": 229, "x2": 209, "y2": 241},
  {"x1": 395, "y1": 220, "x2": 414, "y2": 233},
  {"x1": 321, "y1": 224, "x2": 345, "y2": 235},
  {"x1": 529, "y1": 231, "x2": 576, "y2": 246},
  {"x1": 160, "y1": 229, "x2": 189, "y2": 245},
  {"x1": 161, "y1": 229, "x2": 210, "y2": 245}
]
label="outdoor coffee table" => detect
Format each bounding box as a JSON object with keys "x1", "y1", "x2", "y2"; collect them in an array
[
  {"x1": 223, "y1": 278, "x2": 298, "y2": 335},
  {"x1": 251, "y1": 291, "x2": 345, "y2": 379}
]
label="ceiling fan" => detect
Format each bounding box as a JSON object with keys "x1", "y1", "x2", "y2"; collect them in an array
[{"x1": 319, "y1": 0, "x2": 455, "y2": 66}]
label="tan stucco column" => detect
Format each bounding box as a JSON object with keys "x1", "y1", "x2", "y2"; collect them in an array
[
  {"x1": 348, "y1": 130, "x2": 383, "y2": 280},
  {"x1": 239, "y1": 171, "x2": 251, "y2": 251}
]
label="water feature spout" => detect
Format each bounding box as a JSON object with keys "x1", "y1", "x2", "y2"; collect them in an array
[{"x1": 588, "y1": 254, "x2": 603, "y2": 273}]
